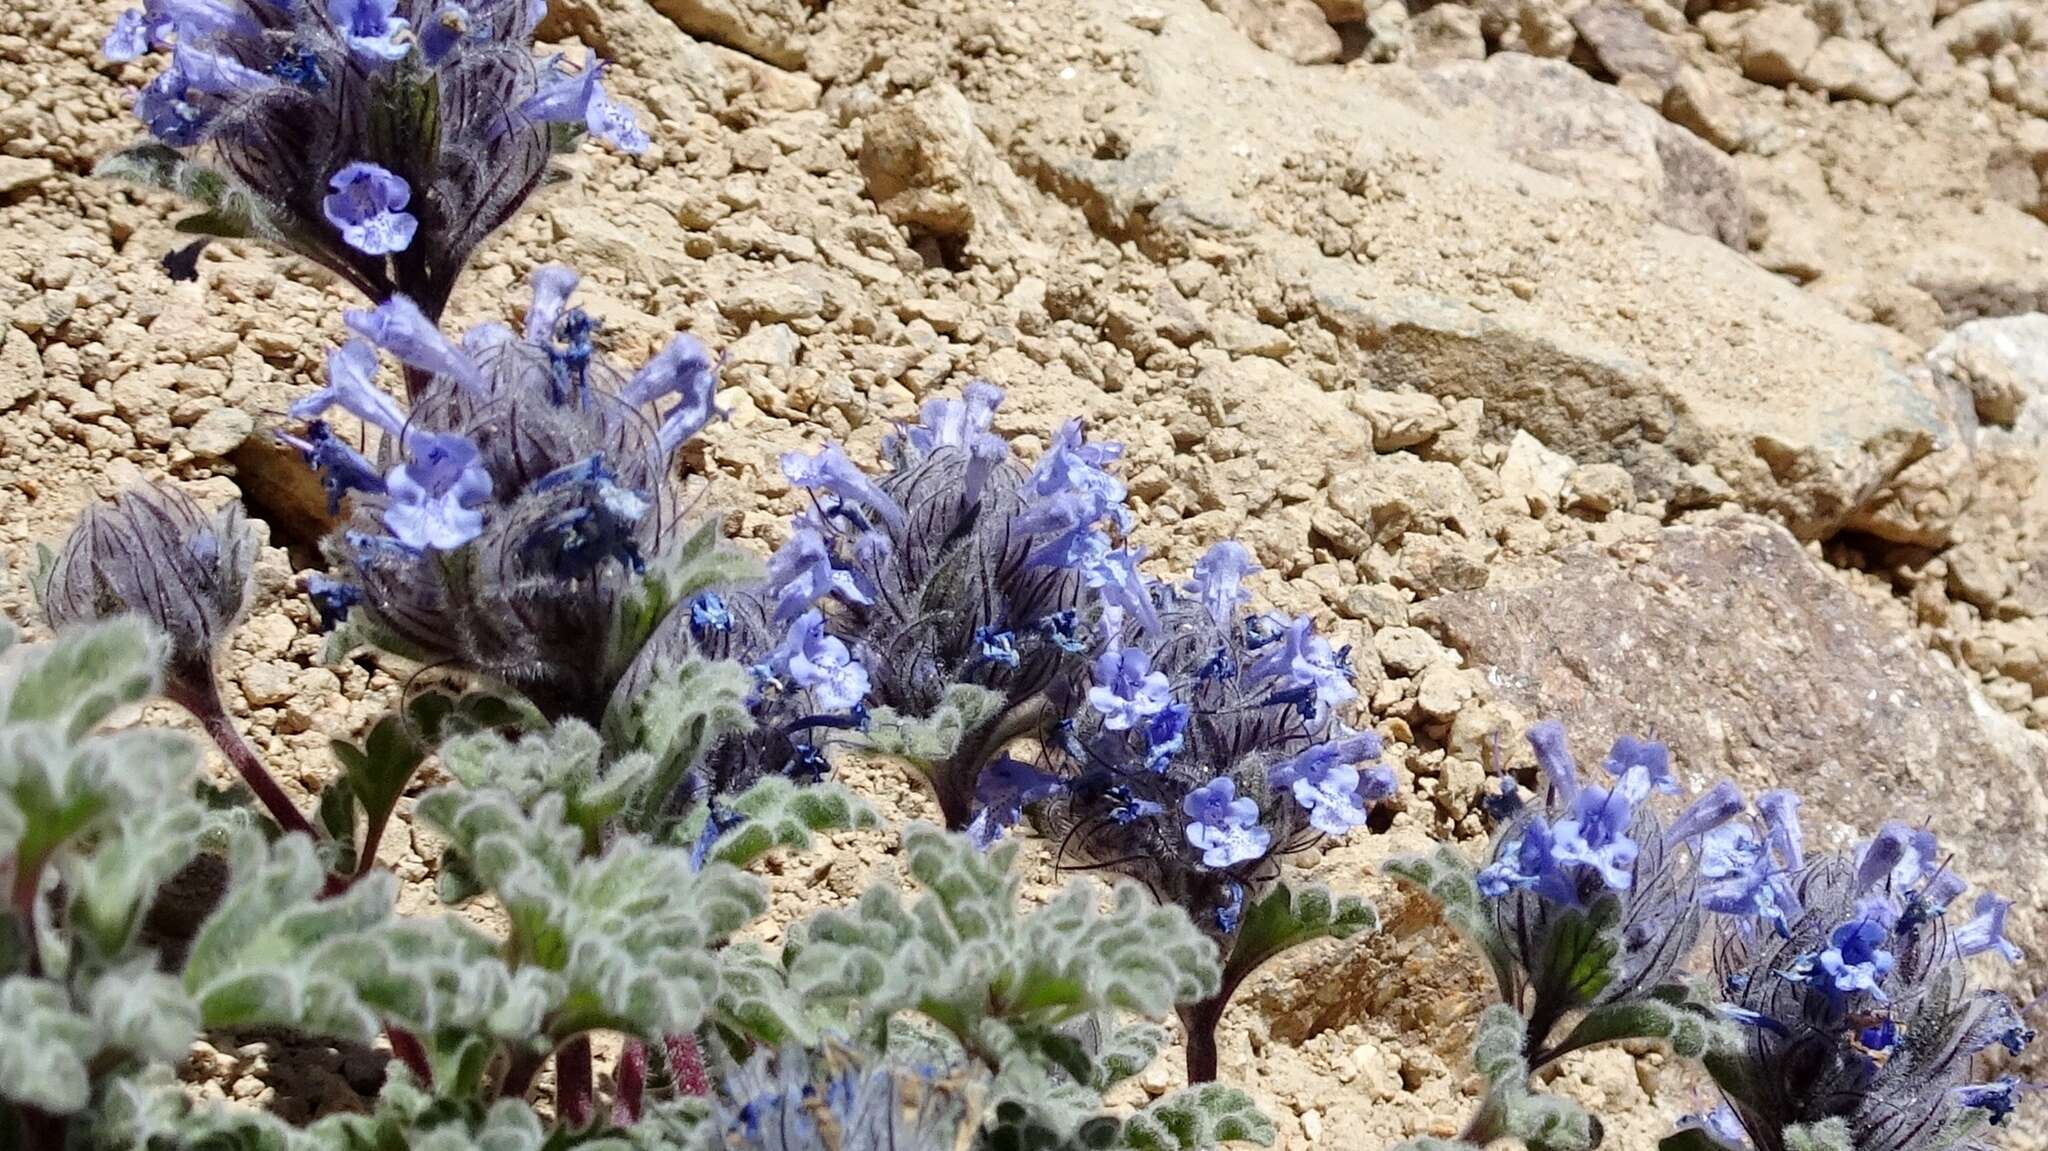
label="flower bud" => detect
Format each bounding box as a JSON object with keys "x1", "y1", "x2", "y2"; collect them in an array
[{"x1": 36, "y1": 484, "x2": 255, "y2": 680}]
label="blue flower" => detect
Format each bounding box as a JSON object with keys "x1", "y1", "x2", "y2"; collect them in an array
[
  {"x1": 764, "y1": 528, "x2": 869, "y2": 622},
  {"x1": 1143, "y1": 703, "x2": 1188, "y2": 771},
  {"x1": 277, "y1": 420, "x2": 387, "y2": 512},
  {"x1": 1036, "y1": 610, "x2": 1088, "y2": 653},
  {"x1": 290, "y1": 339, "x2": 407, "y2": 437},
  {"x1": 1952, "y1": 892, "x2": 2023, "y2": 963},
  {"x1": 1954, "y1": 1077, "x2": 2022, "y2": 1126},
  {"x1": 344, "y1": 296, "x2": 484, "y2": 392},
  {"x1": 903, "y1": 380, "x2": 1004, "y2": 455},
  {"x1": 966, "y1": 756, "x2": 1066, "y2": 850},
  {"x1": 1755, "y1": 788, "x2": 1803, "y2": 869},
  {"x1": 1268, "y1": 732, "x2": 1390, "y2": 836},
  {"x1": 524, "y1": 263, "x2": 581, "y2": 342},
  {"x1": 1676, "y1": 1103, "x2": 1750, "y2": 1149},
  {"x1": 1601, "y1": 734, "x2": 1677, "y2": 802},
  {"x1": 1548, "y1": 784, "x2": 1639, "y2": 892},
  {"x1": 1018, "y1": 420, "x2": 1128, "y2": 567},
  {"x1": 1245, "y1": 616, "x2": 1356, "y2": 717},
  {"x1": 1084, "y1": 546, "x2": 1162, "y2": 637},
  {"x1": 690, "y1": 592, "x2": 733, "y2": 636},
  {"x1": 517, "y1": 459, "x2": 651, "y2": 577},
  {"x1": 625, "y1": 332, "x2": 721, "y2": 454},
  {"x1": 782, "y1": 446, "x2": 906, "y2": 534},
  {"x1": 1188, "y1": 540, "x2": 1254, "y2": 628},
  {"x1": 330, "y1": 0, "x2": 412, "y2": 64},
  {"x1": 1814, "y1": 916, "x2": 1895, "y2": 1002},
  {"x1": 103, "y1": 7, "x2": 156, "y2": 61},
  {"x1": 321, "y1": 163, "x2": 418, "y2": 256},
  {"x1": 773, "y1": 610, "x2": 869, "y2": 712},
  {"x1": 1855, "y1": 822, "x2": 1939, "y2": 895},
  {"x1": 974, "y1": 627, "x2": 1021, "y2": 669},
  {"x1": 1526, "y1": 718, "x2": 1580, "y2": 802},
  {"x1": 1183, "y1": 777, "x2": 1270, "y2": 868},
  {"x1": 520, "y1": 50, "x2": 648, "y2": 153},
  {"x1": 382, "y1": 432, "x2": 492, "y2": 550},
  {"x1": 1477, "y1": 818, "x2": 1578, "y2": 905},
  {"x1": 1664, "y1": 778, "x2": 1744, "y2": 844},
  {"x1": 1086, "y1": 647, "x2": 1173, "y2": 732},
  {"x1": 1696, "y1": 822, "x2": 1790, "y2": 929},
  {"x1": 305, "y1": 574, "x2": 361, "y2": 632},
  {"x1": 419, "y1": 2, "x2": 471, "y2": 62}
]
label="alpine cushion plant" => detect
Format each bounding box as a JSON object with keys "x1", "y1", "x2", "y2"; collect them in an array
[
  {"x1": 1389, "y1": 722, "x2": 1739, "y2": 1150},
  {"x1": 294, "y1": 264, "x2": 737, "y2": 729},
  {"x1": 95, "y1": 0, "x2": 648, "y2": 326},
  {"x1": 991, "y1": 540, "x2": 1393, "y2": 1083},
  {"x1": 1674, "y1": 814, "x2": 2035, "y2": 1151},
  {"x1": 761, "y1": 383, "x2": 1135, "y2": 829}
]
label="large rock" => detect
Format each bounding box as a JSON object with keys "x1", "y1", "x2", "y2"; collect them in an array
[
  {"x1": 1418, "y1": 515, "x2": 2048, "y2": 964},
  {"x1": 1419, "y1": 55, "x2": 1748, "y2": 248},
  {"x1": 646, "y1": 0, "x2": 809, "y2": 70},
  {"x1": 1929, "y1": 312, "x2": 2048, "y2": 439},
  {"x1": 1002, "y1": 0, "x2": 1950, "y2": 539},
  {"x1": 1202, "y1": 0, "x2": 1344, "y2": 63},
  {"x1": 857, "y1": 84, "x2": 1048, "y2": 265}
]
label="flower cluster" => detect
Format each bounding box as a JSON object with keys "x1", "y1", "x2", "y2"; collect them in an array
[
  {"x1": 1472, "y1": 723, "x2": 1728, "y2": 1029},
  {"x1": 291, "y1": 264, "x2": 718, "y2": 724},
  {"x1": 991, "y1": 541, "x2": 1391, "y2": 943},
  {"x1": 101, "y1": 0, "x2": 645, "y2": 318},
  {"x1": 715, "y1": 1044, "x2": 975, "y2": 1151},
  {"x1": 34, "y1": 481, "x2": 255, "y2": 694},
  {"x1": 759, "y1": 383, "x2": 1134, "y2": 827},
  {"x1": 1698, "y1": 818, "x2": 2032, "y2": 1150}
]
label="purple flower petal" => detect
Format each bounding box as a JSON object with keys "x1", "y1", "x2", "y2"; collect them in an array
[
  {"x1": 290, "y1": 338, "x2": 406, "y2": 437},
  {"x1": 344, "y1": 296, "x2": 484, "y2": 392},
  {"x1": 322, "y1": 162, "x2": 417, "y2": 256}
]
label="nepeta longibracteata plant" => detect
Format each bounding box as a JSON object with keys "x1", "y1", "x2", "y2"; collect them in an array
[
  {"x1": 983, "y1": 540, "x2": 1391, "y2": 1084},
  {"x1": 760, "y1": 383, "x2": 1131, "y2": 830},
  {"x1": 293, "y1": 264, "x2": 744, "y2": 729},
  {"x1": 1388, "y1": 722, "x2": 1738, "y2": 1150},
  {"x1": 1664, "y1": 813, "x2": 2033, "y2": 1151},
  {"x1": 94, "y1": 0, "x2": 645, "y2": 325}
]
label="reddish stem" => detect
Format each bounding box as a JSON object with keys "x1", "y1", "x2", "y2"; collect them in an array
[
  {"x1": 557, "y1": 1035, "x2": 595, "y2": 1128},
  {"x1": 168, "y1": 673, "x2": 319, "y2": 841},
  {"x1": 10, "y1": 856, "x2": 43, "y2": 978},
  {"x1": 388, "y1": 1026, "x2": 432, "y2": 1087},
  {"x1": 613, "y1": 1040, "x2": 647, "y2": 1126},
  {"x1": 664, "y1": 1033, "x2": 709, "y2": 1096}
]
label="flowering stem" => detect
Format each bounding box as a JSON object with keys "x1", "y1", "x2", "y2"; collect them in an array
[
  {"x1": 502, "y1": 1049, "x2": 544, "y2": 1101},
  {"x1": 613, "y1": 1041, "x2": 646, "y2": 1126},
  {"x1": 557, "y1": 1035, "x2": 595, "y2": 1128},
  {"x1": 9, "y1": 856, "x2": 43, "y2": 978},
  {"x1": 387, "y1": 1027, "x2": 432, "y2": 1088},
  {"x1": 1177, "y1": 995, "x2": 1228, "y2": 1084},
  {"x1": 664, "y1": 1033, "x2": 709, "y2": 1096},
  {"x1": 169, "y1": 674, "x2": 320, "y2": 842}
]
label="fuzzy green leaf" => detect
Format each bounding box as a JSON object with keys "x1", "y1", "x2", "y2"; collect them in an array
[
  {"x1": 439, "y1": 719, "x2": 651, "y2": 844},
  {"x1": 714, "y1": 944, "x2": 816, "y2": 1048},
  {"x1": 852, "y1": 683, "x2": 1006, "y2": 769},
  {"x1": 1783, "y1": 1119, "x2": 1854, "y2": 1151},
  {"x1": 708, "y1": 776, "x2": 879, "y2": 869},
  {"x1": 416, "y1": 786, "x2": 764, "y2": 1040},
  {"x1": 0, "y1": 977, "x2": 97, "y2": 1113},
  {"x1": 609, "y1": 520, "x2": 765, "y2": 684},
  {"x1": 1548, "y1": 990, "x2": 1725, "y2": 1063},
  {"x1": 785, "y1": 823, "x2": 1218, "y2": 1089},
  {"x1": 605, "y1": 657, "x2": 757, "y2": 836},
  {"x1": 1223, "y1": 882, "x2": 1377, "y2": 993},
  {"x1": 182, "y1": 834, "x2": 397, "y2": 1041},
  {"x1": 4, "y1": 615, "x2": 162, "y2": 739},
  {"x1": 1119, "y1": 1084, "x2": 1277, "y2": 1149},
  {"x1": 61, "y1": 797, "x2": 206, "y2": 964}
]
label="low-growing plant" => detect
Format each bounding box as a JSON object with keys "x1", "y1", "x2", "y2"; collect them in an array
[
  {"x1": 1389, "y1": 722, "x2": 1744, "y2": 1149},
  {"x1": 763, "y1": 384, "x2": 1133, "y2": 828},
  {"x1": 96, "y1": 0, "x2": 645, "y2": 324},
  {"x1": 988, "y1": 540, "x2": 1392, "y2": 1082},
  {"x1": 1671, "y1": 811, "x2": 2032, "y2": 1151}
]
